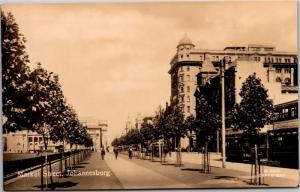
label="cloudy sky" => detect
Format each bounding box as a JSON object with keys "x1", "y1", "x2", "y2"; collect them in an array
[{"x1": 3, "y1": 1, "x2": 297, "y2": 142}]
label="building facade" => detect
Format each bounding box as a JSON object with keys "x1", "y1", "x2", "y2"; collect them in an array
[
  {"x1": 82, "y1": 120, "x2": 108, "y2": 152},
  {"x1": 169, "y1": 35, "x2": 297, "y2": 117},
  {"x1": 169, "y1": 35, "x2": 297, "y2": 150},
  {"x1": 3, "y1": 130, "x2": 71, "y2": 153}
]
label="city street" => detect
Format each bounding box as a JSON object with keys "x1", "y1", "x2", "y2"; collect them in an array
[{"x1": 5, "y1": 152, "x2": 298, "y2": 190}]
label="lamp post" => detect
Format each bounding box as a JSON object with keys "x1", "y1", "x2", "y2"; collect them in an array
[{"x1": 220, "y1": 57, "x2": 226, "y2": 168}]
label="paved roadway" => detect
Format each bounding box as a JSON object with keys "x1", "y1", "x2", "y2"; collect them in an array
[{"x1": 4, "y1": 152, "x2": 299, "y2": 190}]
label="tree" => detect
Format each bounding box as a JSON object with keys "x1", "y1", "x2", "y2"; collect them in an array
[
  {"x1": 194, "y1": 92, "x2": 220, "y2": 173},
  {"x1": 232, "y1": 73, "x2": 274, "y2": 185},
  {"x1": 2, "y1": 11, "x2": 32, "y2": 132},
  {"x1": 232, "y1": 73, "x2": 274, "y2": 145},
  {"x1": 163, "y1": 104, "x2": 186, "y2": 166}
]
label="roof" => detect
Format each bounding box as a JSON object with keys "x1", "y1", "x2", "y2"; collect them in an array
[{"x1": 201, "y1": 58, "x2": 218, "y2": 73}]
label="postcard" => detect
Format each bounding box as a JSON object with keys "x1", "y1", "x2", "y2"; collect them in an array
[{"x1": 2, "y1": 1, "x2": 299, "y2": 190}]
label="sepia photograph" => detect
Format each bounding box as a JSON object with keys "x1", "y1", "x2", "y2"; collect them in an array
[{"x1": 1, "y1": 1, "x2": 299, "y2": 190}]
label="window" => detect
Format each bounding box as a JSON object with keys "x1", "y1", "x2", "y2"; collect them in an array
[
  {"x1": 187, "y1": 106, "x2": 190, "y2": 113},
  {"x1": 187, "y1": 96, "x2": 190, "y2": 102},
  {"x1": 284, "y1": 68, "x2": 291, "y2": 73},
  {"x1": 187, "y1": 75, "x2": 190, "y2": 81},
  {"x1": 187, "y1": 66, "x2": 190, "y2": 71},
  {"x1": 179, "y1": 75, "x2": 184, "y2": 82},
  {"x1": 187, "y1": 86, "x2": 190, "y2": 92},
  {"x1": 276, "y1": 77, "x2": 282, "y2": 83},
  {"x1": 34, "y1": 137, "x2": 38, "y2": 142},
  {"x1": 180, "y1": 86, "x2": 184, "y2": 92},
  {"x1": 229, "y1": 57, "x2": 232, "y2": 62},
  {"x1": 284, "y1": 78, "x2": 291, "y2": 85},
  {"x1": 187, "y1": 54, "x2": 190, "y2": 58},
  {"x1": 28, "y1": 137, "x2": 33, "y2": 142},
  {"x1": 180, "y1": 55, "x2": 183, "y2": 59},
  {"x1": 276, "y1": 68, "x2": 281, "y2": 73},
  {"x1": 216, "y1": 56, "x2": 219, "y2": 61},
  {"x1": 181, "y1": 96, "x2": 184, "y2": 103}
]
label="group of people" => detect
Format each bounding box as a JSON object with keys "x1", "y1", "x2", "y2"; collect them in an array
[{"x1": 100, "y1": 146, "x2": 134, "y2": 160}]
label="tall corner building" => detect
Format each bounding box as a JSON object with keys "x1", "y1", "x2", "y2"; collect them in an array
[{"x1": 169, "y1": 35, "x2": 201, "y2": 118}]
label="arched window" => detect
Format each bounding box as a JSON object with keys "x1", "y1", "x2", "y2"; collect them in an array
[
  {"x1": 187, "y1": 96, "x2": 190, "y2": 102},
  {"x1": 187, "y1": 86, "x2": 190, "y2": 92},
  {"x1": 276, "y1": 77, "x2": 282, "y2": 83},
  {"x1": 284, "y1": 78, "x2": 291, "y2": 85}
]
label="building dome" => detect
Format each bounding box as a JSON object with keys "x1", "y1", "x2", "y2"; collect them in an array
[{"x1": 177, "y1": 34, "x2": 195, "y2": 47}]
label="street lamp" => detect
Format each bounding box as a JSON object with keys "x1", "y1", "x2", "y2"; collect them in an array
[{"x1": 220, "y1": 57, "x2": 227, "y2": 168}]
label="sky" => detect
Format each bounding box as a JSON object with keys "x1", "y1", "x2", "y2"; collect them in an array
[{"x1": 2, "y1": 1, "x2": 297, "y2": 143}]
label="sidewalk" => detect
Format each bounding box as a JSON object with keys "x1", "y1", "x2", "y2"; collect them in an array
[
  {"x1": 5, "y1": 152, "x2": 122, "y2": 190},
  {"x1": 105, "y1": 152, "x2": 189, "y2": 189},
  {"x1": 167, "y1": 152, "x2": 299, "y2": 186}
]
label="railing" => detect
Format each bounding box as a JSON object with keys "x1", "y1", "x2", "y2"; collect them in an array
[{"x1": 4, "y1": 149, "x2": 91, "y2": 181}]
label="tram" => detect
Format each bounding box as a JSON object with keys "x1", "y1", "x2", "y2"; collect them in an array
[{"x1": 226, "y1": 100, "x2": 298, "y2": 168}]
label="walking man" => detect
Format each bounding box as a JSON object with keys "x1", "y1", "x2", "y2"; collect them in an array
[
  {"x1": 101, "y1": 147, "x2": 106, "y2": 160},
  {"x1": 128, "y1": 147, "x2": 133, "y2": 159},
  {"x1": 113, "y1": 147, "x2": 119, "y2": 159}
]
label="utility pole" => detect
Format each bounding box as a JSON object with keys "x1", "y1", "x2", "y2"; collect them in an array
[{"x1": 221, "y1": 57, "x2": 226, "y2": 168}]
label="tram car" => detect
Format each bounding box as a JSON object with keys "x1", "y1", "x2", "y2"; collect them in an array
[{"x1": 226, "y1": 100, "x2": 298, "y2": 168}]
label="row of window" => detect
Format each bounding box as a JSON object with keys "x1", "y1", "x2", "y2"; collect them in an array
[
  {"x1": 275, "y1": 68, "x2": 291, "y2": 73},
  {"x1": 180, "y1": 54, "x2": 294, "y2": 63},
  {"x1": 275, "y1": 77, "x2": 291, "y2": 85},
  {"x1": 179, "y1": 95, "x2": 191, "y2": 103},
  {"x1": 265, "y1": 57, "x2": 292, "y2": 63},
  {"x1": 179, "y1": 74, "x2": 191, "y2": 82},
  {"x1": 28, "y1": 137, "x2": 43, "y2": 142},
  {"x1": 181, "y1": 105, "x2": 191, "y2": 113},
  {"x1": 179, "y1": 66, "x2": 190, "y2": 72},
  {"x1": 179, "y1": 85, "x2": 191, "y2": 93}
]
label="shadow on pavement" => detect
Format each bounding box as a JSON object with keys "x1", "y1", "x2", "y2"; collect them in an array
[
  {"x1": 34, "y1": 181, "x2": 78, "y2": 189},
  {"x1": 71, "y1": 165, "x2": 85, "y2": 169},
  {"x1": 79, "y1": 162, "x2": 89, "y2": 165},
  {"x1": 161, "y1": 163, "x2": 176, "y2": 166},
  {"x1": 181, "y1": 168, "x2": 202, "y2": 172}
]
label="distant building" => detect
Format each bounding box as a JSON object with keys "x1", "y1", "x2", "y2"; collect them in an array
[
  {"x1": 3, "y1": 130, "x2": 71, "y2": 153},
  {"x1": 81, "y1": 118, "x2": 108, "y2": 152}
]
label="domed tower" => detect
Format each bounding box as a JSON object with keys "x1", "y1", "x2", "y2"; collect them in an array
[{"x1": 177, "y1": 34, "x2": 195, "y2": 61}]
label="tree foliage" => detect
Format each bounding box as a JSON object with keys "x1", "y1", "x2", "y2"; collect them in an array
[
  {"x1": 2, "y1": 11, "x2": 32, "y2": 132},
  {"x1": 1, "y1": 11, "x2": 93, "y2": 149},
  {"x1": 232, "y1": 73, "x2": 274, "y2": 145},
  {"x1": 194, "y1": 92, "x2": 220, "y2": 143}
]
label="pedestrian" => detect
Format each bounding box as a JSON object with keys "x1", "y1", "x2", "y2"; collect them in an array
[
  {"x1": 101, "y1": 147, "x2": 106, "y2": 160},
  {"x1": 113, "y1": 147, "x2": 119, "y2": 159},
  {"x1": 128, "y1": 147, "x2": 133, "y2": 159}
]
